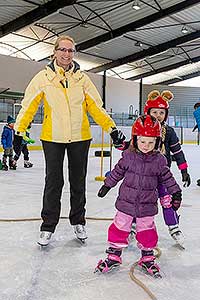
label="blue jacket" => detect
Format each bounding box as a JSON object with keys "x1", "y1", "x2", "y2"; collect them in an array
[
  {"x1": 1, "y1": 125, "x2": 14, "y2": 149},
  {"x1": 193, "y1": 107, "x2": 200, "y2": 131}
]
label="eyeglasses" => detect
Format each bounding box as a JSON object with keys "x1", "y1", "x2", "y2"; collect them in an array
[{"x1": 56, "y1": 47, "x2": 75, "y2": 53}]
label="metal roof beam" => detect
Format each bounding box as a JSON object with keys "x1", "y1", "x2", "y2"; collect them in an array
[
  {"x1": 155, "y1": 71, "x2": 200, "y2": 85},
  {"x1": 77, "y1": 0, "x2": 200, "y2": 52},
  {"x1": 128, "y1": 55, "x2": 200, "y2": 81},
  {"x1": 0, "y1": 0, "x2": 77, "y2": 38},
  {"x1": 88, "y1": 30, "x2": 200, "y2": 73}
]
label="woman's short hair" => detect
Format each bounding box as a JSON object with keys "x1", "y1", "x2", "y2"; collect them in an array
[{"x1": 54, "y1": 35, "x2": 75, "y2": 51}]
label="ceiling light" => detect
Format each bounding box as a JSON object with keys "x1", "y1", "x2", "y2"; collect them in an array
[
  {"x1": 181, "y1": 26, "x2": 188, "y2": 34},
  {"x1": 80, "y1": 21, "x2": 88, "y2": 28},
  {"x1": 135, "y1": 41, "x2": 143, "y2": 47},
  {"x1": 132, "y1": 0, "x2": 141, "y2": 10}
]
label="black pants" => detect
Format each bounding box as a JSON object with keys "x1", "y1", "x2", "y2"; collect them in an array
[
  {"x1": 41, "y1": 140, "x2": 91, "y2": 233},
  {"x1": 14, "y1": 143, "x2": 29, "y2": 161}
]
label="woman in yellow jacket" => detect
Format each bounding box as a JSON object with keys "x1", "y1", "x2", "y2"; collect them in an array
[{"x1": 14, "y1": 35, "x2": 125, "y2": 246}]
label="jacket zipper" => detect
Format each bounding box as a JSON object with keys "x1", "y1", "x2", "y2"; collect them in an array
[
  {"x1": 60, "y1": 80, "x2": 72, "y2": 142},
  {"x1": 136, "y1": 155, "x2": 145, "y2": 217}
]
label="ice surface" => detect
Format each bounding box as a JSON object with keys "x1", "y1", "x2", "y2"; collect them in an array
[{"x1": 0, "y1": 145, "x2": 200, "y2": 300}]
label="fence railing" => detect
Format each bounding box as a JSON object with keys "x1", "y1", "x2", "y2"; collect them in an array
[{"x1": 0, "y1": 98, "x2": 197, "y2": 131}]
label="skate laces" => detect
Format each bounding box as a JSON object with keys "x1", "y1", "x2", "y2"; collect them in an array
[
  {"x1": 139, "y1": 255, "x2": 155, "y2": 264},
  {"x1": 40, "y1": 231, "x2": 52, "y2": 239},
  {"x1": 96, "y1": 255, "x2": 121, "y2": 273},
  {"x1": 138, "y1": 255, "x2": 160, "y2": 274},
  {"x1": 75, "y1": 224, "x2": 85, "y2": 233},
  {"x1": 169, "y1": 225, "x2": 182, "y2": 237},
  {"x1": 106, "y1": 247, "x2": 122, "y2": 256},
  {"x1": 108, "y1": 254, "x2": 122, "y2": 264}
]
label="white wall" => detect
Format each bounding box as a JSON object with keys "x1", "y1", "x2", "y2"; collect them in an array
[
  {"x1": 0, "y1": 54, "x2": 140, "y2": 114},
  {"x1": 0, "y1": 54, "x2": 45, "y2": 92},
  {"x1": 106, "y1": 76, "x2": 139, "y2": 113},
  {"x1": 87, "y1": 72, "x2": 139, "y2": 113},
  {"x1": 87, "y1": 72, "x2": 103, "y2": 98}
]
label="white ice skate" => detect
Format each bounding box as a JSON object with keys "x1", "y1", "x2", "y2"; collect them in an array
[
  {"x1": 37, "y1": 231, "x2": 52, "y2": 246},
  {"x1": 73, "y1": 224, "x2": 87, "y2": 243},
  {"x1": 24, "y1": 160, "x2": 33, "y2": 168},
  {"x1": 168, "y1": 225, "x2": 185, "y2": 249}
]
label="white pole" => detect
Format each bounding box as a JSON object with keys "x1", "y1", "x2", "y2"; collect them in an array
[{"x1": 13, "y1": 103, "x2": 21, "y2": 118}]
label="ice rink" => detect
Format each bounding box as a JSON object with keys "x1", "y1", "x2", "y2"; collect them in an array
[{"x1": 1, "y1": 144, "x2": 200, "y2": 300}]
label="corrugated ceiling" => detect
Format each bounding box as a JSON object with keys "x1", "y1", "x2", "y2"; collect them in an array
[{"x1": 0, "y1": 0, "x2": 200, "y2": 85}]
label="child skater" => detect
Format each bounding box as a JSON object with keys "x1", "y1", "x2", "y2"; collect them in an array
[
  {"x1": 119, "y1": 91, "x2": 190, "y2": 247},
  {"x1": 13, "y1": 122, "x2": 35, "y2": 168},
  {"x1": 143, "y1": 90, "x2": 190, "y2": 247},
  {"x1": 1, "y1": 115, "x2": 16, "y2": 171},
  {"x1": 192, "y1": 102, "x2": 200, "y2": 133},
  {"x1": 192, "y1": 102, "x2": 200, "y2": 186},
  {"x1": 95, "y1": 115, "x2": 182, "y2": 276}
]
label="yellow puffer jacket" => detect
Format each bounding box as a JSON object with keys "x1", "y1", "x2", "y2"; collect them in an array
[{"x1": 15, "y1": 60, "x2": 116, "y2": 143}]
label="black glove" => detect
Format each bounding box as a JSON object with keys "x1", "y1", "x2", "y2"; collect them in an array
[
  {"x1": 118, "y1": 140, "x2": 131, "y2": 151},
  {"x1": 171, "y1": 191, "x2": 182, "y2": 211},
  {"x1": 181, "y1": 169, "x2": 191, "y2": 187},
  {"x1": 98, "y1": 185, "x2": 111, "y2": 198},
  {"x1": 110, "y1": 127, "x2": 126, "y2": 149},
  {"x1": 13, "y1": 134, "x2": 23, "y2": 152}
]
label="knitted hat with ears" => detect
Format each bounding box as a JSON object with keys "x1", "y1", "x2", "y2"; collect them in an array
[
  {"x1": 144, "y1": 90, "x2": 174, "y2": 121},
  {"x1": 7, "y1": 115, "x2": 15, "y2": 124}
]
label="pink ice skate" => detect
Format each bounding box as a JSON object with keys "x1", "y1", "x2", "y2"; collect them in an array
[
  {"x1": 95, "y1": 254, "x2": 122, "y2": 273},
  {"x1": 138, "y1": 255, "x2": 161, "y2": 278}
]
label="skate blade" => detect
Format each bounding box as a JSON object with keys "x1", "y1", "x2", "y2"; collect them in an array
[
  {"x1": 77, "y1": 237, "x2": 87, "y2": 244},
  {"x1": 172, "y1": 235, "x2": 185, "y2": 250},
  {"x1": 172, "y1": 237, "x2": 185, "y2": 249},
  {"x1": 153, "y1": 272, "x2": 162, "y2": 278},
  {"x1": 94, "y1": 267, "x2": 103, "y2": 274},
  {"x1": 175, "y1": 242, "x2": 185, "y2": 250},
  {"x1": 37, "y1": 242, "x2": 49, "y2": 247}
]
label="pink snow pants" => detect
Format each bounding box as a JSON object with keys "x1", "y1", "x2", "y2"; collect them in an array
[{"x1": 108, "y1": 211, "x2": 158, "y2": 250}]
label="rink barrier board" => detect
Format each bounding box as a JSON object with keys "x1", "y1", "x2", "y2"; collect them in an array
[
  {"x1": 0, "y1": 144, "x2": 111, "y2": 152},
  {"x1": 0, "y1": 140, "x2": 198, "y2": 152}
]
